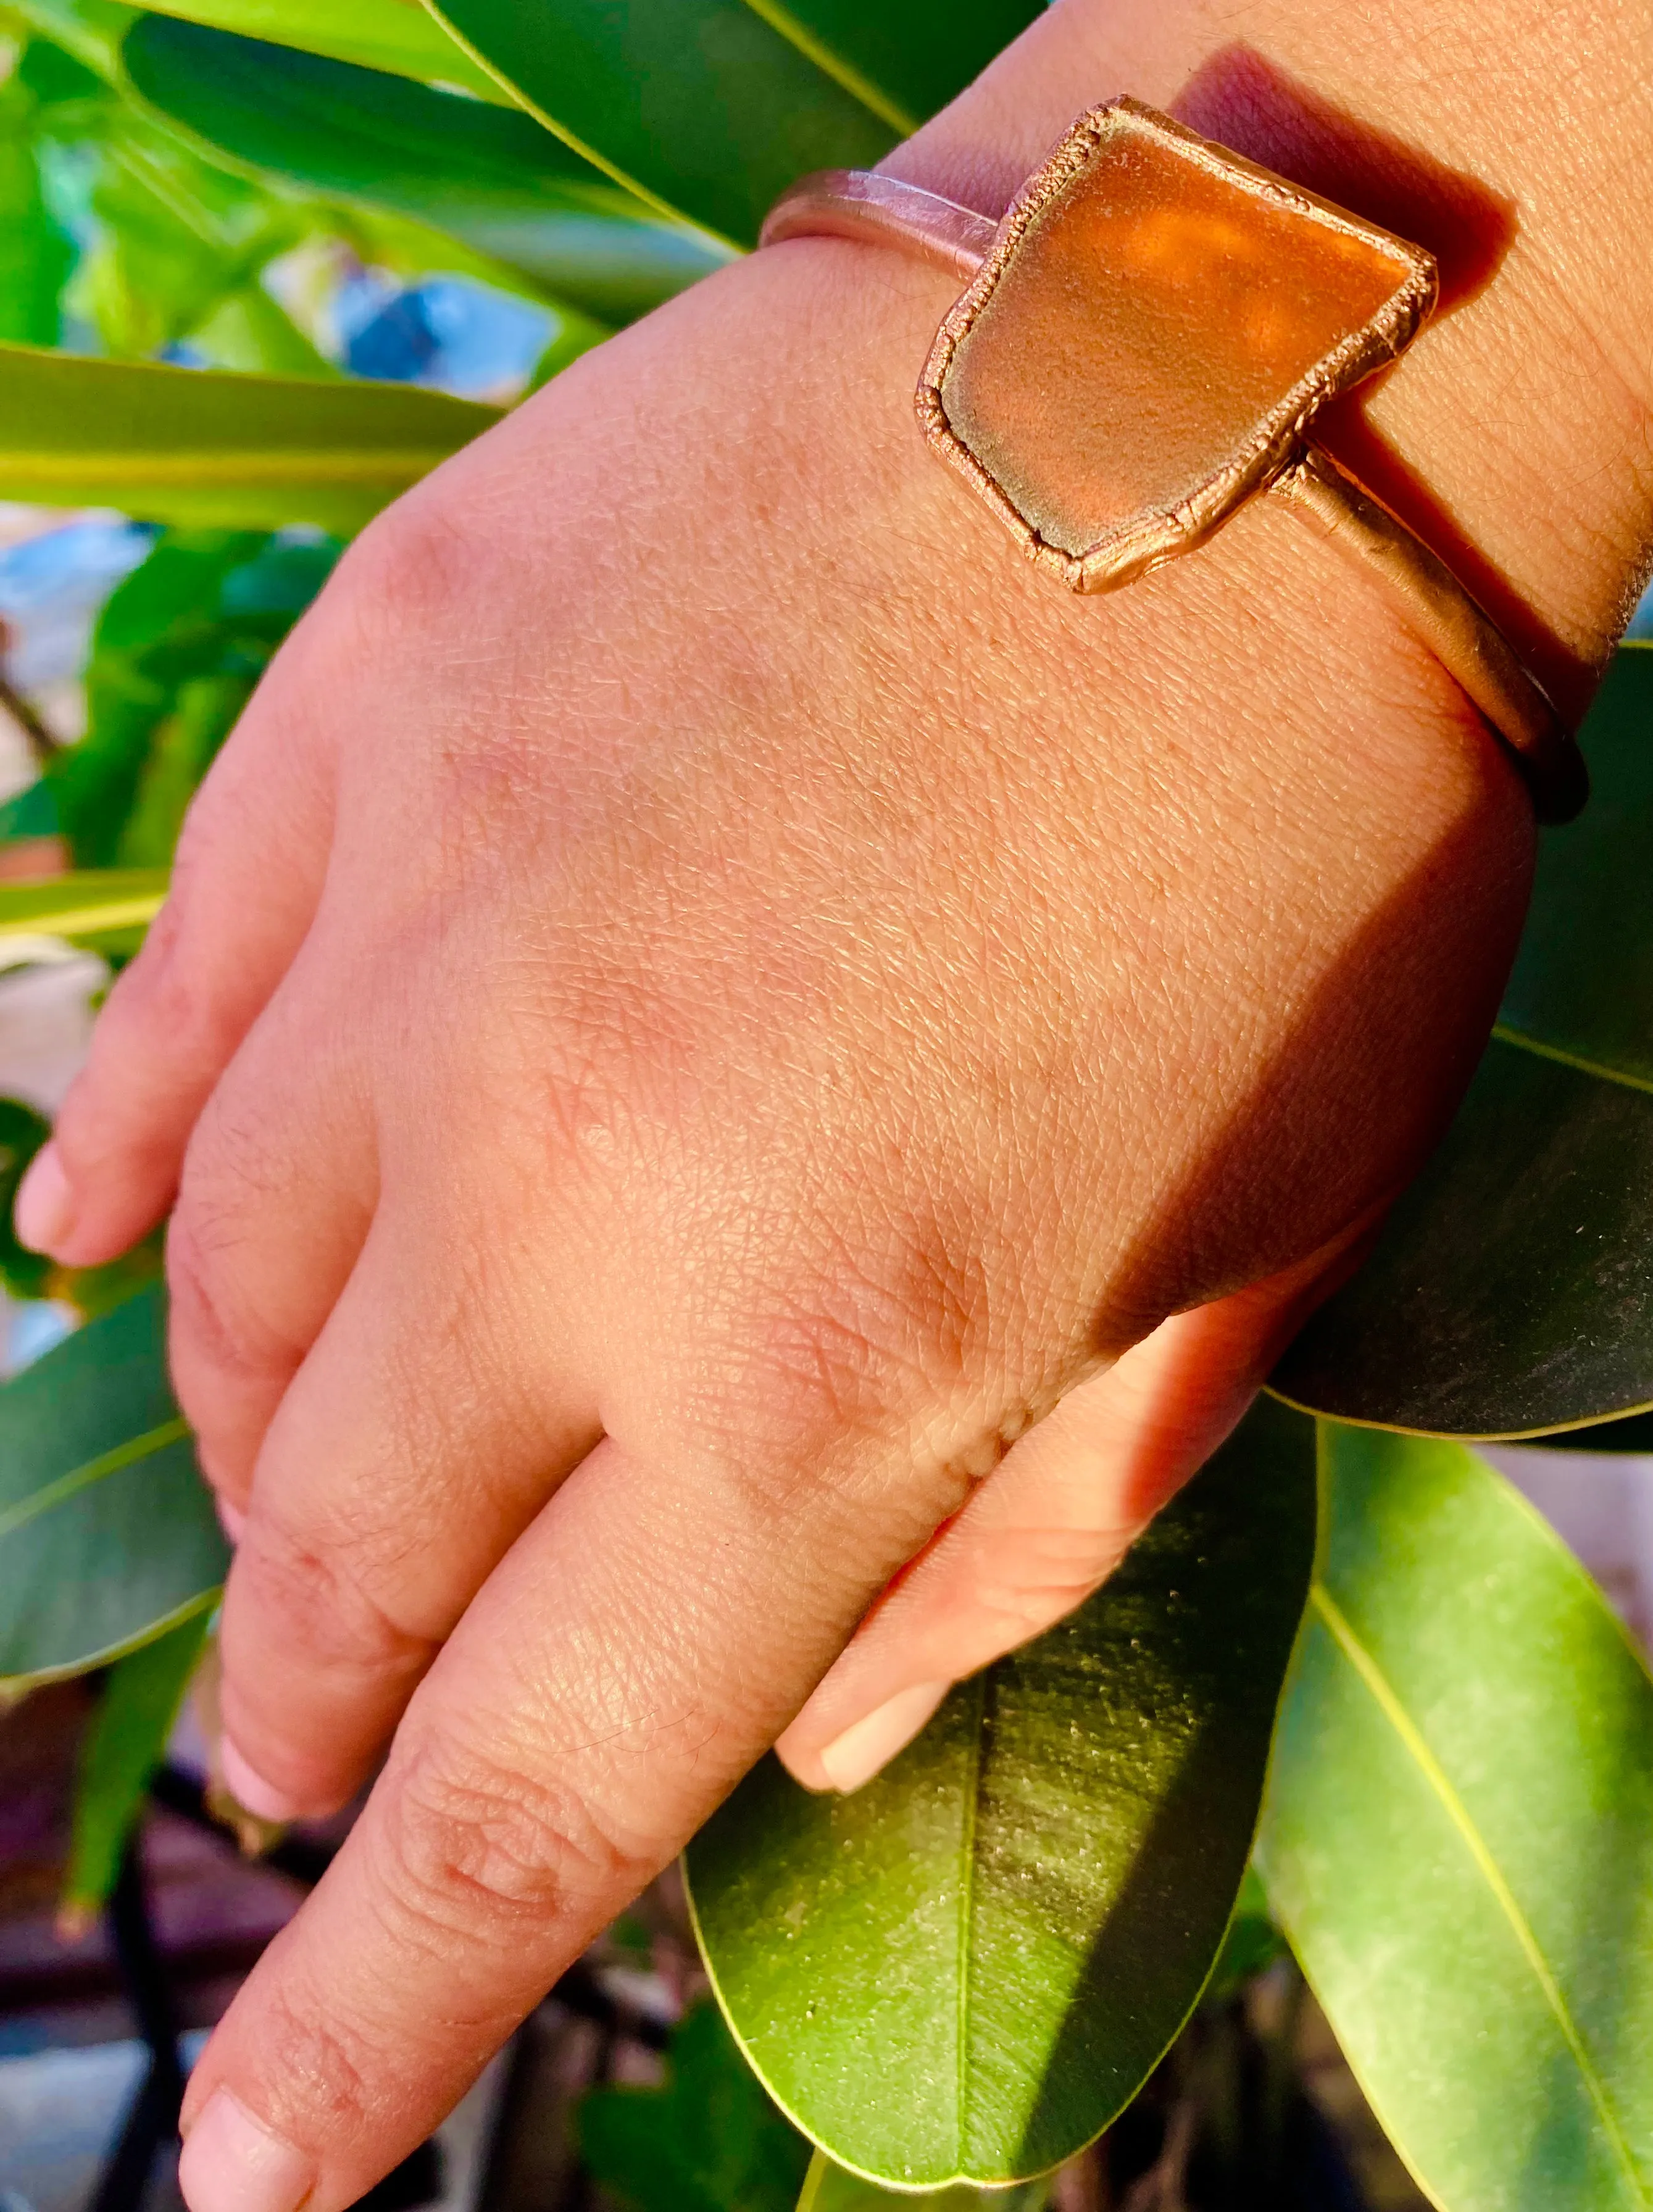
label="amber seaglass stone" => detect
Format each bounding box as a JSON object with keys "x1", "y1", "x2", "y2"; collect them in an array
[{"x1": 918, "y1": 98, "x2": 1436, "y2": 591}]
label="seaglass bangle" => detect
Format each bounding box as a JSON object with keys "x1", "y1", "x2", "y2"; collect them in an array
[{"x1": 762, "y1": 99, "x2": 1588, "y2": 825}]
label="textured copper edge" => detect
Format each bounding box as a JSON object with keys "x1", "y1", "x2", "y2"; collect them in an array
[
  {"x1": 1274, "y1": 448, "x2": 1587, "y2": 823},
  {"x1": 759, "y1": 110, "x2": 1588, "y2": 823},
  {"x1": 915, "y1": 98, "x2": 1438, "y2": 594}
]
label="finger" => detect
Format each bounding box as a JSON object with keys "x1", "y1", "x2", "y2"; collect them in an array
[
  {"x1": 210, "y1": 1202, "x2": 601, "y2": 1824},
  {"x1": 178, "y1": 1426, "x2": 955, "y2": 2212},
  {"x1": 775, "y1": 1236, "x2": 1363, "y2": 1793},
  {"x1": 14, "y1": 647, "x2": 336, "y2": 1269},
  {"x1": 165, "y1": 954, "x2": 377, "y2": 1510}
]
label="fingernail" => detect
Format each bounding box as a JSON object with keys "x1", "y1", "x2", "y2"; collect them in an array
[
  {"x1": 13, "y1": 1142, "x2": 73, "y2": 1254},
  {"x1": 817, "y1": 1681, "x2": 950, "y2": 1794},
  {"x1": 178, "y1": 2088, "x2": 314, "y2": 2212},
  {"x1": 215, "y1": 1495, "x2": 246, "y2": 1545},
  {"x1": 220, "y1": 1736, "x2": 303, "y2": 1824}
]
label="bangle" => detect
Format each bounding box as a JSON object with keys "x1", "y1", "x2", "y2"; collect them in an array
[{"x1": 762, "y1": 99, "x2": 1587, "y2": 825}]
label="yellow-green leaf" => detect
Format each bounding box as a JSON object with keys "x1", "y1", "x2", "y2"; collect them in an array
[{"x1": 0, "y1": 342, "x2": 499, "y2": 530}]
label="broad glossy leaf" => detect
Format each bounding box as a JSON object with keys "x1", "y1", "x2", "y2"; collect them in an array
[
  {"x1": 0, "y1": 867, "x2": 168, "y2": 954},
  {"x1": 798, "y1": 2151, "x2": 1050, "y2": 2209},
  {"x1": 133, "y1": 0, "x2": 502, "y2": 99},
  {"x1": 123, "y1": 19, "x2": 728, "y2": 325},
  {"x1": 761, "y1": 1, "x2": 1043, "y2": 138},
  {"x1": 62, "y1": 1609, "x2": 209, "y2": 1918},
  {"x1": 1273, "y1": 646, "x2": 1653, "y2": 1436},
  {"x1": 1258, "y1": 1421, "x2": 1653, "y2": 2212},
  {"x1": 685, "y1": 1397, "x2": 1315, "y2": 2188},
  {"x1": 0, "y1": 342, "x2": 499, "y2": 530},
  {"x1": 425, "y1": 0, "x2": 1038, "y2": 244},
  {"x1": 0, "y1": 1285, "x2": 225, "y2": 1690}
]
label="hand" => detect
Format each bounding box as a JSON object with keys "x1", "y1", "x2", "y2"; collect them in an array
[{"x1": 17, "y1": 0, "x2": 1649, "y2": 2197}]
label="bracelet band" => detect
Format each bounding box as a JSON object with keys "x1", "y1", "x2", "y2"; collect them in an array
[{"x1": 762, "y1": 123, "x2": 1587, "y2": 826}]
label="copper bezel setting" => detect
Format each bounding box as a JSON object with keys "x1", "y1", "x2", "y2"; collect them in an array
[{"x1": 915, "y1": 97, "x2": 1438, "y2": 594}]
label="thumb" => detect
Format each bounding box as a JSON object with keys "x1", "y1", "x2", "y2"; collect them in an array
[{"x1": 775, "y1": 1233, "x2": 1363, "y2": 1794}]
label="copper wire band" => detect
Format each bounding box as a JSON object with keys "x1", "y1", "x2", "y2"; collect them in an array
[{"x1": 763, "y1": 170, "x2": 1586, "y2": 825}]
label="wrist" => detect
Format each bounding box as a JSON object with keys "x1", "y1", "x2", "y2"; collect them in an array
[{"x1": 888, "y1": 0, "x2": 1652, "y2": 715}]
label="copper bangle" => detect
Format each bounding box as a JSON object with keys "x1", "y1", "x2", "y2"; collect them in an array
[{"x1": 762, "y1": 104, "x2": 1586, "y2": 825}]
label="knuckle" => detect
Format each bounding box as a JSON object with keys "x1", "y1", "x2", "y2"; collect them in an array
[
  {"x1": 165, "y1": 1198, "x2": 291, "y2": 1390},
  {"x1": 101, "y1": 888, "x2": 231, "y2": 1081},
  {"x1": 254, "y1": 1978, "x2": 374, "y2": 2130},
  {"x1": 233, "y1": 1516, "x2": 427, "y2": 1682},
  {"x1": 333, "y1": 495, "x2": 493, "y2": 663},
  {"x1": 372, "y1": 1734, "x2": 645, "y2": 1950}
]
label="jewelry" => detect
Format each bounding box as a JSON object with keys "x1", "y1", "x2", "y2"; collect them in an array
[{"x1": 762, "y1": 98, "x2": 1586, "y2": 823}]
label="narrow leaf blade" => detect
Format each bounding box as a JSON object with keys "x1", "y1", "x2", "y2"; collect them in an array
[
  {"x1": 62, "y1": 1608, "x2": 210, "y2": 1918},
  {"x1": 0, "y1": 343, "x2": 499, "y2": 531},
  {"x1": 1258, "y1": 1422, "x2": 1653, "y2": 2212},
  {"x1": 0, "y1": 867, "x2": 168, "y2": 954},
  {"x1": 686, "y1": 1398, "x2": 1315, "y2": 2187},
  {"x1": 123, "y1": 17, "x2": 727, "y2": 325},
  {"x1": 133, "y1": 0, "x2": 504, "y2": 99},
  {"x1": 0, "y1": 1284, "x2": 226, "y2": 1690},
  {"x1": 423, "y1": 0, "x2": 900, "y2": 245}
]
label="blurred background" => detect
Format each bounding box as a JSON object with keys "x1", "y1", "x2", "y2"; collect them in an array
[{"x1": 1, "y1": 7, "x2": 1650, "y2": 2210}]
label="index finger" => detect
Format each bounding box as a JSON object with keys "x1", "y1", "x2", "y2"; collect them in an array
[{"x1": 176, "y1": 1428, "x2": 937, "y2": 2212}]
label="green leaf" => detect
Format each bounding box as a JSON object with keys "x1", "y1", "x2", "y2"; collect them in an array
[
  {"x1": 684, "y1": 1396, "x2": 1316, "y2": 2189},
  {"x1": 0, "y1": 67, "x2": 76, "y2": 345},
  {"x1": 0, "y1": 1096, "x2": 52, "y2": 1299},
  {"x1": 8, "y1": 0, "x2": 139, "y2": 83},
  {"x1": 0, "y1": 1284, "x2": 225, "y2": 1691},
  {"x1": 0, "y1": 341, "x2": 499, "y2": 530},
  {"x1": 422, "y1": 0, "x2": 899, "y2": 245},
  {"x1": 62, "y1": 1607, "x2": 209, "y2": 1918},
  {"x1": 0, "y1": 867, "x2": 169, "y2": 954},
  {"x1": 752, "y1": 0, "x2": 1044, "y2": 141},
  {"x1": 796, "y1": 2149, "x2": 1051, "y2": 2209},
  {"x1": 0, "y1": 778, "x2": 62, "y2": 845},
  {"x1": 579, "y1": 2000, "x2": 812, "y2": 2212},
  {"x1": 73, "y1": 105, "x2": 310, "y2": 359},
  {"x1": 1257, "y1": 1420, "x2": 1653, "y2": 2212},
  {"x1": 1273, "y1": 644, "x2": 1653, "y2": 1437},
  {"x1": 56, "y1": 526, "x2": 336, "y2": 868},
  {"x1": 131, "y1": 0, "x2": 502, "y2": 99},
  {"x1": 122, "y1": 18, "x2": 727, "y2": 326}
]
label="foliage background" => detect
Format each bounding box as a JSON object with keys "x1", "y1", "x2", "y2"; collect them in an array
[{"x1": 1, "y1": 4, "x2": 1651, "y2": 2208}]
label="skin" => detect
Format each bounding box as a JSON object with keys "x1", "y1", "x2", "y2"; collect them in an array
[{"x1": 15, "y1": 0, "x2": 1652, "y2": 2200}]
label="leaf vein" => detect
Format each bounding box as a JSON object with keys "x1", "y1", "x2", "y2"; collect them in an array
[
  {"x1": 1312, "y1": 1581, "x2": 1647, "y2": 2207},
  {"x1": 1490, "y1": 1023, "x2": 1653, "y2": 1098},
  {"x1": 0, "y1": 1418, "x2": 193, "y2": 1545},
  {"x1": 735, "y1": 0, "x2": 918, "y2": 133},
  {"x1": 956, "y1": 1671, "x2": 986, "y2": 2168}
]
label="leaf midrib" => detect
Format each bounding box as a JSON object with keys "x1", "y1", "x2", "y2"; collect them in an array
[
  {"x1": 1491, "y1": 1023, "x2": 1653, "y2": 1098},
  {"x1": 1312, "y1": 1579, "x2": 1647, "y2": 2208},
  {"x1": 0, "y1": 1418, "x2": 191, "y2": 1545},
  {"x1": 420, "y1": 0, "x2": 912, "y2": 244},
  {"x1": 956, "y1": 1671, "x2": 987, "y2": 2169},
  {"x1": 735, "y1": 0, "x2": 918, "y2": 134}
]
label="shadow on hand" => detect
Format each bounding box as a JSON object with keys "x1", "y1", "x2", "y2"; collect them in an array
[{"x1": 1169, "y1": 48, "x2": 1588, "y2": 718}]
